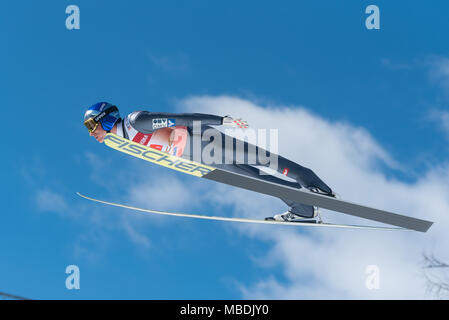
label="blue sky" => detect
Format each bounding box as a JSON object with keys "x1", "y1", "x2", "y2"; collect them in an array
[{"x1": 1, "y1": 1, "x2": 449, "y2": 299}]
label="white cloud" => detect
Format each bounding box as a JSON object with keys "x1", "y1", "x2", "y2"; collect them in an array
[
  {"x1": 429, "y1": 109, "x2": 449, "y2": 141},
  {"x1": 127, "y1": 173, "x2": 202, "y2": 211},
  {"x1": 174, "y1": 95, "x2": 449, "y2": 299},
  {"x1": 148, "y1": 51, "x2": 190, "y2": 72},
  {"x1": 381, "y1": 58, "x2": 413, "y2": 71},
  {"x1": 35, "y1": 189, "x2": 68, "y2": 213},
  {"x1": 427, "y1": 56, "x2": 449, "y2": 94},
  {"x1": 121, "y1": 216, "x2": 151, "y2": 248}
]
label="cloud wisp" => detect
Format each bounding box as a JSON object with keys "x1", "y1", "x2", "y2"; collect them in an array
[
  {"x1": 429, "y1": 109, "x2": 449, "y2": 142},
  {"x1": 427, "y1": 56, "x2": 449, "y2": 94},
  {"x1": 35, "y1": 189, "x2": 68, "y2": 214}
]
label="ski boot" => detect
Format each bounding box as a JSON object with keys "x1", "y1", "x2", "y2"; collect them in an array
[
  {"x1": 308, "y1": 187, "x2": 339, "y2": 198},
  {"x1": 265, "y1": 207, "x2": 322, "y2": 223}
]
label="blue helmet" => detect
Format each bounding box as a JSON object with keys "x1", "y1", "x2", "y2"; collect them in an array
[{"x1": 84, "y1": 102, "x2": 120, "y2": 132}]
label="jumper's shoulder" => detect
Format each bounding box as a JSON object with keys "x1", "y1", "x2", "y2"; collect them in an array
[{"x1": 127, "y1": 111, "x2": 156, "y2": 134}]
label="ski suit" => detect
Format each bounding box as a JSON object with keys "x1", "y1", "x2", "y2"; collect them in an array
[{"x1": 115, "y1": 111, "x2": 333, "y2": 218}]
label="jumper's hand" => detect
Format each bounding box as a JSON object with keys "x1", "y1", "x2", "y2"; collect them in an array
[
  {"x1": 169, "y1": 128, "x2": 175, "y2": 146},
  {"x1": 222, "y1": 116, "x2": 248, "y2": 128},
  {"x1": 168, "y1": 127, "x2": 185, "y2": 146}
]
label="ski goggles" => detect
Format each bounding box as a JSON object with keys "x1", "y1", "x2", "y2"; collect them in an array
[
  {"x1": 83, "y1": 106, "x2": 118, "y2": 133},
  {"x1": 84, "y1": 117, "x2": 99, "y2": 133}
]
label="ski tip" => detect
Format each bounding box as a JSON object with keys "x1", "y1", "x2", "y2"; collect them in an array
[{"x1": 76, "y1": 192, "x2": 87, "y2": 199}]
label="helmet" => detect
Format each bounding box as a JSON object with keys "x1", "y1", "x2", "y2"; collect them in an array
[{"x1": 84, "y1": 102, "x2": 120, "y2": 132}]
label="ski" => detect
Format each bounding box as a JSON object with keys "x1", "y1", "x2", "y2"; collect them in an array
[
  {"x1": 103, "y1": 133, "x2": 433, "y2": 232},
  {"x1": 202, "y1": 169, "x2": 433, "y2": 232},
  {"x1": 77, "y1": 192, "x2": 407, "y2": 231}
]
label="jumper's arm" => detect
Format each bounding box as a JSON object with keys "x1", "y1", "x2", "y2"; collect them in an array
[{"x1": 129, "y1": 111, "x2": 223, "y2": 134}]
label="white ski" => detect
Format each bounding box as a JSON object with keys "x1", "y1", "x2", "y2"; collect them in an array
[{"x1": 77, "y1": 192, "x2": 407, "y2": 231}]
